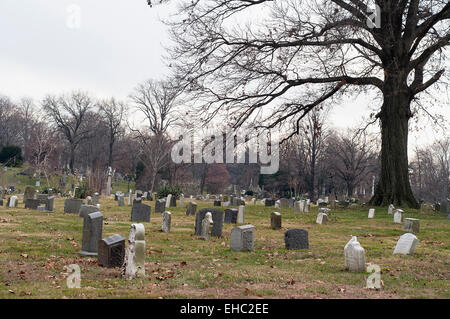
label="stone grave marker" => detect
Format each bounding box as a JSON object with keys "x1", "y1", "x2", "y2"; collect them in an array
[
  {"x1": 284, "y1": 229, "x2": 309, "y2": 250},
  {"x1": 388, "y1": 204, "x2": 395, "y2": 215},
  {"x1": 238, "y1": 205, "x2": 245, "y2": 224},
  {"x1": 64, "y1": 199, "x2": 82, "y2": 214},
  {"x1": 25, "y1": 199, "x2": 40, "y2": 210},
  {"x1": 271, "y1": 212, "x2": 281, "y2": 230},
  {"x1": 24, "y1": 186, "x2": 35, "y2": 201},
  {"x1": 265, "y1": 198, "x2": 274, "y2": 207},
  {"x1": 179, "y1": 194, "x2": 184, "y2": 208},
  {"x1": 201, "y1": 212, "x2": 214, "y2": 240},
  {"x1": 393, "y1": 209, "x2": 404, "y2": 223},
  {"x1": 118, "y1": 195, "x2": 125, "y2": 207},
  {"x1": 9, "y1": 196, "x2": 18, "y2": 208},
  {"x1": 214, "y1": 200, "x2": 221, "y2": 207},
  {"x1": 316, "y1": 212, "x2": 328, "y2": 224},
  {"x1": 131, "y1": 203, "x2": 151, "y2": 222},
  {"x1": 162, "y1": 211, "x2": 171, "y2": 233},
  {"x1": 166, "y1": 194, "x2": 173, "y2": 208},
  {"x1": 393, "y1": 233, "x2": 419, "y2": 255},
  {"x1": 98, "y1": 234, "x2": 125, "y2": 268},
  {"x1": 155, "y1": 199, "x2": 166, "y2": 213},
  {"x1": 185, "y1": 201, "x2": 197, "y2": 216},
  {"x1": 279, "y1": 198, "x2": 289, "y2": 207},
  {"x1": 403, "y1": 218, "x2": 420, "y2": 234},
  {"x1": 45, "y1": 196, "x2": 55, "y2": 212},
  {"x1": 294, "y1": 201, "x2": 301, "y2": 213},
  {"x1": 78, "y1": 205, "x2": 99, "y2": 219},
  {"x1": 224, "y1": 208, "x2": 238, "y2": 224},
  {"x1": 230, "y1": 225, "x2": 255, "y2": 252},
  {"x1": 368, "y1": 208, "x2": 375, "y2": 219},
  {"x1": 195, "y1": 208, "x2": 223, "y2": 237},
  {"x1": 122, "y1": 223, "x2": 145, "y2": 279},
  {"x1": 344, "y1": 236, "x2": 366, "y2": 272},
  {"x1": 79, "y1": 212, "x2": 103, "y2": 256}
]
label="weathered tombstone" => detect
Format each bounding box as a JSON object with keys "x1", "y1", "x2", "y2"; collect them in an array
[
  {"x1": 25, "y1": 199, "x2": 40, "y2": 210},
  {"x1": 184, "y1": 201, "x2": 196, "y2": 216},
  {"x1": 393, "y1": 233, "x2": 419, "y2": 255},
  {"x1": 45, "y1": 196, "x2": 55, "y2": 212},
  {"x1": 271, "y1": 212, "x2": 282, "y2": 230},
  {"x1": 299, "y1": 200, "x2": 306, "y2": 212},
  {"x1": 393, "y1": 209, "x2": 404, "y2": 224},
  {"x1": 388, "y1": 204, "x2": 395, "y2": 215},
  {"x1": 78, "y1": 205, "x2": 99, "y2": 219},
  {"x1": 195, "y1": 208, "x2": 223, "y2": 237},
  {"x1": 238, "y1": 205, "x2": 245, "y2": 224},
  {"x1": 214, "y1": 200, "x2": 221, "y2": 207},
  {"x1": 98, "y1": 234, "x2": 125, "y2": 268},
  {"x1": 201, "y1": 212, "x2": 214, "y2": 240},
  {"x1": 155, "y1": 199, "x2": 166, "y2": 213},
  {"x1": 24, "y1": 186, "x2": 35, "y2": 201},
  {"x1": 331, "y1": 200, "x2": 337, "y2": 210},
  {"x1": 251, "y1": 198, "x2": 256, "y2": 205},
  {"x1": 294, "y1": 201, "x2": 301, "y2": 213},
  {"x1": 275, "y1": 200, "x2": 280, "y2": 209},
  {"x1": 288, "y1": 198, "x2": 295, "y2": 207},
  {"x1": 92, "y1": 193, "x2": 99, "y2": 206},
  {"x1": 37, "y1": 194, "x2": 48, "y2": 204},
  {"x1": 179, "y1": 194, "x2": 184, "y2": 208},
  {"x1": 284, "y1": 229, "x2": 309, "y2": 250},
  {"x1": 162, "y1": 211, "x2": 171, "y2": 233},
  {"x1": 223, "y1": 201, "x2": 230, "y2": 207},
  {"x1": 368, "y1": 208, "x2": 375, "y2": 219},
  {"x1": 131, "y1": 203, "x2": 151, "y2": 222},
  {"x1": 230, "y1": 225, "x2": 255, "y2": 252},
  {"x1": 122, "y1": 223, "x2": 145, "y2": 279},
  {"x1": 304, "y1": 202, "x2": 310, "y2": 213},
  {"x1": 279, "y1": 198, "x2": 289, "y2": 207},
  {"x1": 224, "y1": 208, "x2": 238, "y2": 224},
  {"x1": 85, "y1": 196, "x2": 93, "y2": 206},
  {"x1": 118, "y1": 195, "x2": 125, "y2": 207},
  {"x1": 265, "y1": 198, "x2": 274, "y2": 207},
  {"x1": 344, "y1": 236, "x2": 366, "y2": 272},
  {"x1": 316, "y1": 212, "x2": 328, "y2": 225},
  {"x1": 64, "y1": 199, "x2": 82, "y2": 214},
  {"x1": 166, "y1": 194, "x2": 173, "y2": 208},
  {"x1": 9, "y1": 196, "x2": 18, "y2": 208},
  {"x1": 440, "y1": 199, "x2": 449, "y2": 214},
  {"x1": 403, "y1": 218, "x2": 420, "y2": 234},
  {"x1": 79, "y1": 212, "x2": 103, "y2": 256}
]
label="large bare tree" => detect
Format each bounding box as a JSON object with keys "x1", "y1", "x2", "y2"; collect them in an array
[{"x1": 161, "y1": 0, "x2": 449, "y2": 208}]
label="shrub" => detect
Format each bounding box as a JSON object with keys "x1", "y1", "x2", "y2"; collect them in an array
[
  {"x1": 157, "y1": 185, "x2": 183, "y2": 199},
  {"x1": 0, "y1": 146, "x2": 23, "y2": 167}
]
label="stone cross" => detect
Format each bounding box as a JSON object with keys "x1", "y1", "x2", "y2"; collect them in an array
[
  {"x1": 271, "y1": 212, "x2": 282, "y2": 229},
  {"x1": 230, "y1": 225, "x2": 255, "y2": 252},
  {"x1": 122, "y1": 223, "x2": 146, "y2": 279},
  {"x1": 162, "y1": 211, "x2": 172, "y2": 233},
  {"x1": 403, "y1": 218, "x2": 420, "y2": 234},
  {"x1": 393, "y1": 233, "x2": 419, "y2": 255},
  {"x1": 79, "y1": 212, "x2": 103, "y2": 256},
  {"x1": 344, "y1": 236, "x2": 366, "y2": 272},
  {"x1": 201, "y1": 212, "x2": 214, "y2": 240}
]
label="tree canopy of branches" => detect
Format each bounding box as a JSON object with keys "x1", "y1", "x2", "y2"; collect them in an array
[{"x1": 164, "y1": 0, "x2": 449, "y2": 208}]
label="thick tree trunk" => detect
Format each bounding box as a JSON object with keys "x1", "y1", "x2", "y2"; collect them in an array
[
  {"x1": 370, "y1": 81, "x2": 419, "y2": 208},
  {"x1": 69, "y1": 145, "x2": 76, "y2": 174}
]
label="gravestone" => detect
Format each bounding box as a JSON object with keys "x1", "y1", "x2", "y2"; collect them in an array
[
  {"x1": 368, "y1": 208, "x2": 375, "y2": 219},
  {"x1": 24, "y1": 186, "x2": 35, "y2": 201},
  {"x1": 393, "y1": 233, "x2": 419, "y2": 255},
  {"x1": 271, "y1": 212, "x2": 282, "y2": 230},
  {"x1": 440, "y1": 199, "x2": 449, "y2": 214},
  {"x1": 265, "y1": 198, "x2": 274, "y2": 207},
  {"x1": 224, "y1": 209, "x2": 238, "y2": 224},
  {"x1": 275, "y1": 200, "x2": 280, "y2": 209},
  {"x1": 118, "y1": 195, "x2": 125, "y2": 207},
  {"x1": 393, "y1": 209, "x2": 404, "y2": 223},
  {"x1": 155, "y1": 199, "x2": 166, "y2": 213},
  {"x1": 294, "y1": 201, "x2": 301, "y2": 213},
  {"x1": 133, "y1": 197, "x2": 143, "y2": 205},
  {"x1": 37, "y1": 194, "x2": 48, "y2": 204},
  {"x1": 169, "y1": 195, "x2": 177, "y2": 207},
  {"x1": 166, "y1": 194, "x2": 173, "y2": 208},
  {"x1": 251, "y1": 198, "x2": 256, "y2": 205},
  {"x1": 331, "y1": 200, "x2": 337, "y2": 210},
  {"x1": 304, "y1": 202, "x2": 310, "y2": 213},
  {"x1": 230, "y1": 225, "x2": 255, "y2": 252},
  {"x1": 25, "y1": 199, "x2": 40, "y2": 210},
  {"x1": 185, "y1": 201, "x2": 197, "y2": 216},
  {"x1": 64, "y1": 199, "x2": 82, "y2": 214},
  {"x1": 9, "y1": 196, "x2": 18, "y2": 208},
  {"x1": 78, "y1": 205, "x2": 99, "y2": 219},
  {"x1": 316, "y1": 212, "x2": 328, "y2": 225},
  {"x1": 131, "y1": 203, "x2": 151, "y2": 222},
  {"x1": 284, "y1": 229, "x2": 309, "y2": 250},
  {"x1": 403, "y1": 218, "x2": 420, "y2": 234},
  {"x1": 344, "y1": 236, "x2": 366, "y2": 272},
  {"x1": 388, "y1": 204, "x2": 395, "y2": 215},
  {"x1": 45, "y1": 196, "x2": 55, "y2": 212},
  {"x1": 195, "y1": 208, "x2": 223, "y2": 237},
  {"x1": 201, "y1": 213, "x2": 214, "y2": 240},
  {"x1": 299, "y1": 200, "x2": 306, "y2": 212},
  {"x1": 223, "y1": 201, "x2": 230, "y2": 207},
  {"x1": 179, "y1": 194, "x2": 184, "y2": 208},
  {"x1": 0, "y1": 199, "x2": 3, "y2": 206},
  {"x1": 238, "y1": 205, "x2": 245, "y2": 224},
  {"x1": 92, "y1": 193, "x2": 99, "y2": 206},
  {"x1": 214, "y1": 200, "x2": 221, "y2": 207},
  {"x1": 162, "y1": 211, "x2": 171, "y2": 233},
  {"x1": 288, "y1": 198, "x2": 295, "y2": 207},
  {"x1": 79, "y1": 212, "x2": 103, "y2": 256},
  {"x1": 98, "y1": 234, "x2": 125, "y2": 268},
  {"x1": 279, "y1": 198, "x2": 289, "y2": 207},
  {"x1": 85, "y1": 196, "x2": 93, "y2": 206},
  {"x1": 122, "y1": 223, "x2": 145, "y2": 279}
]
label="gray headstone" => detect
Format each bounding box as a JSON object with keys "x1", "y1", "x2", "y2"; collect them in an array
[
  {"x1": 195, "y1": 208, "x2": 223, "y2": 237},
  {"x1": 79, "y1": 205, "x2": 99, "y2": 218},
  {"x1": 186, "y1": 201, "x2": 197, "y2": 216},
  {"x1": 98, "y1": 234, "x2": 125, "y2": 268},
  {"x1": 79, "y1": 212, "x2": 103, "y2": 256},
  {"x1": 403, "y1": 218, "x2": 420, "y2": 234},
  {"x1": 24, "y1": 186, "x2": 35, "y2": 201},
  {"x1": 131, "y1": 203, "x2": 151, "y2": 222},
  {"x1": 64, "y1": 199, "x2": 83, "y2": 214},
  {"x1": 45, "y1": 196, "x2": 55, "y2": 212},
  {"x1": 279, "y1": 198, "x2": 289, "y2": 207},
  {"x1": 230, "y1": 225, "x2": 255, "y2": 252},
  {"x1": 265, "y1": 198, "x2": 274, "y2": 207},
  {"x1": 118, "y1": 195, "x2": 125, "y2": 206},
  {"x1": 155, "y1": 199, "x2": 166, "y2": 213},
  {"x1": 224, "y1": 208, "x2": 238, "y2": 224},
  {"x1": 25, "y1": 199, "x2": 40, "y2": 210},
  {"x1": 284, "y1": 229, "x2": 309, "y2": 250},
  {"x1": 271, "y1": 212, "x2": 281, "y2": 229},
  {"x1": 214, "y1": 200, "x2": 221, "y2": 207},
  {"x1": 162, "y1": 211, "x2": 171, "y2": 233}
]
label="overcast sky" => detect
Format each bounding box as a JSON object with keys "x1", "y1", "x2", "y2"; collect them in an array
[{"x1": 0, "y1": 1, "x2": 448, "y2": 152}]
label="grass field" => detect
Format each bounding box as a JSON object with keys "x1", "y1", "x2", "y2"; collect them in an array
[{"x1": 0, "y1": 196, "x2": 448, "y2": 299}]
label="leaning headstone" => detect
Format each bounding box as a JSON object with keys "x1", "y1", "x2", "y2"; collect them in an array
[
  {"x1": 224, "y1": 209, "x2": 238, "y2": 224},
  {"x1": 195, "y1": 208, "x2": 223, "y2": 237},
  {"x1": 78, "y1": 205, "x2": 99, "y2": 219},
  {"x1": 388, "y1": 204, "x2": 395, "y2": 215},
  {"x1": 316, "y1": 212, "x2": 328, "y2": 225},
  {"x1": 98, "y1": 234, "x2": 125, "y2": 268},
  {"x1": 230, "y1": 225, "x2": 255, "y2": 252},
  {"x1": 393, "y1": 209, "x2": 404, "y2": 223},
  {"x1": 284, "y1": 229, "x2": 309, "y2": 250},
  {"x1": 403, "y1": 218, "x2": 420, "y2": 234},
  {"x1": 79, "y1": 212, "x2": 103, "y2": 256},
  {"x1": 271, "y1": 212, "x2": 282, "y2": 230},
  {"x1": 162, "y1": 211, "x2": 172, "y2": 233},
  {"x1": 131, "y1": 203, "x2": 151, "y2": 222},
  {"x1": 64, "y1": 199, "x2": 82, "y2": 214},
  {"x1": 237, "y1": 205, "x2": 245, "y2": 224},
  {"x1": 201, "y1": 212, "x2": 214, "y2": 240},
  {"x1": 122, "y1": 224, "x2": 146, "y2": 279},
  {"x1": 155, "y1": 199, "x2": 166, "y2": 213},
  {"x1": 393, "y1": 233, "x2": 419, "y2": 255},
  {"x1": 344, "y1": 236, "x2": 366, "y2": 272},
  {"x1": 25, "y1": 199, "x2": 40, "y2": 210},
  {"x1": 368, "y1": 208, "x2": 375, "y2": 219},
  {"x1": 166, "y1": 194, "x2": 173, "y2": 208},
  {"x1": 169, "y1": 195, "x2": 177, "y2": 207},
  {"x1": 214, "y1": 200, "x2": 221, "y2": 207},
  {"x1": 185, "y1": 201, "x2": 197, "y2": 216}
]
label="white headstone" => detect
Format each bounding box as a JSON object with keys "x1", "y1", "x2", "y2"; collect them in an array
[
  {"x1": 179, "y1": 194, "x2": 184, "y2": 208},
  {"x1": 162, "y1": 211, "x2": 171, "y2": 233},
  {"x1": 344, "y1": 236, "x2": 366, "y2": 272},
  {"x1": 166, "y1": 194, "x2": 172, "y2": 209},
  {"x1": 388, "y1": 204, "x2": 395, "y2": 215},
  {"x1": 9, "y1": 196, "x2": 18, "y2": 208},
  {"x1": 368, "y1": 208, "x2": 375, "y2": 219},
  {"x1": 393, "y1": 209, "x2": 404, "y2": 223},
  {"x1": 122, "y1": 223, "x2": 146, "y2": 279},
  {"x1": 238, "y1": 205, "x2": 245, "y2": 224},
  {"x1": 201, "y1": 212, "x2": 213, "y2": 240},
  {"x1": 393, "y1": 233, "x2": 418, "y2": 255},
  {"x1": 316, "y1": 213, "x2": 328, "y2": 225}
]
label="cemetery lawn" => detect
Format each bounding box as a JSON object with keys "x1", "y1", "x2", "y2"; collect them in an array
[{"x1": 0, "y1": 198, "x2": 448, "y2": 299}]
